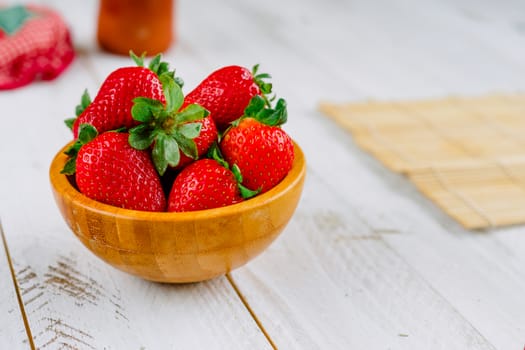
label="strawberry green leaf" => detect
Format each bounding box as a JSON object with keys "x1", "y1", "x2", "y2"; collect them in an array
[
  {"x1": 163, "y1": 136, "x2": 181, "y2": 167},
  {"x1": 177, "y1": 122, "x2": 202, "y2": 139},
  {"x1": 75, "y1": 89, "x2": 91, "y2": 116},
  {"x1": 132, "y1": 97, "x2": 165, "y2": 122},
  {"x1": 129, "y1": 75, "x2": 208, "y2": 172},
  {"x1": 258, "y1": 82, "x2": 272, "y2": 95},
  {"x1": 65, "y1": 89, "x2": 92, "y2": 131},
  {"x1": 242, "y1": 95, "x2": 287, "y2": 126},
  {"x1": 63, "y1": 143, "x2": 80, "y2": 157},
  {"x1": 64, "y1": 118, "x2": 76, "y2": 131},
  {"x1": 78, "y1": 124, "x2": 98, "y2": 144},
  {"x1": 207, "y1": 142, "x2": 229, "y2": 169},
  {"x1": 232, "y1": 164, "x2": 260, "y2": 199},
  {"x1": 113, "y1": 126, "x2": 128, "y2": 133},
  {"x1": 61, "y1": 157, "x2": 77, "y2": 175},
  {"x1": 156, "y1": 62, "x2": 171, "y2": 78},
  {"x1": 274, "y1": 98, "x2": 288, "y2": 124},
  {"x1": 231, "y1": 163, "x2": 244, "y2": 183},
  {"x1": 152, "y1": 134, "x2": 169, "y2": 176},
  {"x1": 158, "y1": 70, "x2": 184, "y2": 89},
  {"x1": 151, "y1": 133, "x2": 184, "y2": 175},
  {"x1": 255, "y1": 109, "x2": 276, "y2": 124},
  {"x1": 131, "y1": 101, "x2": 154, "y2": 123},
  {"x1": 148, "y1": 54, "x2": 176, "y2": 81},
  {"x1": 129, "y1": 124, "x2": 155, "y2": 150},
  {"x1": 238, "y1": 183, "x2": 261, "y2": 199},
  {"x1": 174, "y1": 104, "x2": 209, "y2": 124},
  {"x1": 173, "y1": 75, "x2": 184, "y2": 88},
  {"x1": 173, "y1": 132, "x2": 198, "y2": 160},
  {"x1": 148, "y1": 54, "x2": 162, "y2": 73},
  {"x1": 130, "y1": 51, "x2": 183, "y2": 86},
  {"x1": 130, "y1": 50, "x2": 146, "y2": 67},
  {"x1": 255, "y1": 73, "x2": 271, "y2": 79},
  {"x1": 161, "y1": 74, "x2": 184, "y2": 114},
  {"x1": 244, "y1": 95, "x2": 266, "y2": 117},
  {"x1": 133, "y1": 97, "x2": 165, "y2": 109},
  {"x1": 61, "y1": 124, "x2": 98, "y2": 175},
  {"x1": 252, "y1": 64, "x2": 274, "y2": 105}
]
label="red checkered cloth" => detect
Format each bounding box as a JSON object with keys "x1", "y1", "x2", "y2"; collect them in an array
[{"x1": 0, "y1": 5, "x2": 75, "y2": 90}]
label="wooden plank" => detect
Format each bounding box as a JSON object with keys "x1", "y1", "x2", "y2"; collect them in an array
[
  {"x1": 6, "y1": 232, "x2": 272, "y2": 349},
  {"x1": 0, "y1": 223, "x2": 31, "y2": 349},
  {"x1": 231, "y1": 170, "x2": 497, "y2": 349},
  {"x1": 291, "y1": 2, "x2": 525, "y2": 347},
  {"x1": 382, "y1": 227, "x2": 525, "y2": 350}
]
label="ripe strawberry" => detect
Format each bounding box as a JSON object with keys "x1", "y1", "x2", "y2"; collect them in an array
[
  {"x1": 220, "y1": 96, "x2": 294, "y2": 193},
  {"x1": 67, "y1": 53, "x2": 178, "y2": 138},
  {"x1": 168, "y1": 159, "x2": 241, "y2": 212},
  {"x1": 184, "y1": 64, "x2": 272, "y2": 131},
  {"x1": 63, "y1": 128, "x2": 166, "y2": 212},
  {"x1": 128, "y1": 76, "x2": 214, "y2": 175}
]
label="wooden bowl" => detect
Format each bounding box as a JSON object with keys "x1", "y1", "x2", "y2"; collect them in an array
[{"x1": 49, "y1": 141, "x2": 306, "y2": 283}]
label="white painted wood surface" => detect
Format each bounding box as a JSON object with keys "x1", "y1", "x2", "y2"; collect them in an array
[
  {"x1": 1, "y1": 0, "x2": 525, "y2": 349},
  {"x1": 0, "y1": 225, "x2": 28, "y2": 348}
]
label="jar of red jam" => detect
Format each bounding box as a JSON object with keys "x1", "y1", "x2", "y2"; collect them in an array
[{"x1": 97, "y1": 0, "x2": 174, "y2": 56}]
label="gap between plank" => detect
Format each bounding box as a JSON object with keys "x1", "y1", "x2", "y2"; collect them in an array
[
  {"x1": 226, "y1": 273, "x2": 278, "y2": 350},
  {"x1": 0, "y1": 221, "x2": 36, "y2": 350}
]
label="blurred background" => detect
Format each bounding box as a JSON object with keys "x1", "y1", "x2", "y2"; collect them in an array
[{"x1": 2, "y1": 0, "x2": 525, "y2": 109}]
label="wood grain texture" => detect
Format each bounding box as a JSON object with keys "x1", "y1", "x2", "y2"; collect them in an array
[
  {"x1": 8, "y1": 234, "x2": 273, "y2": 349},
  {"x1": 320, "y1": 94, "x2": 525, "y2": 229},
  {"x1": 0, "y1": 224, "x2": 30, "y2": 349}
]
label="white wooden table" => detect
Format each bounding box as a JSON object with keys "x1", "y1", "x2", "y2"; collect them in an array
[{"x1": 1, "y1": 0, "x2": 525, "y2": 349}]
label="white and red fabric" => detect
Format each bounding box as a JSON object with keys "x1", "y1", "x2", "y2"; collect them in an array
[{"x1": 0, "y1": 5, "x2": 75, "y2": 90}]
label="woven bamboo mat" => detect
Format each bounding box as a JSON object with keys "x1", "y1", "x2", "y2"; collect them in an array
[{"x1": 320, "y1": 94, "x2": 525, "y2": 229}]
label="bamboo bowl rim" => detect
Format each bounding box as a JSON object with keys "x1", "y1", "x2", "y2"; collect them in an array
[{"x1": 49, "y1": 140, "x2": 306, "y2": 220}]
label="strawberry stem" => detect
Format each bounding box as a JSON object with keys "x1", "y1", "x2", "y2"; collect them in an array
[
  {"x1": 130, "y1": 50, "x2": 146, "y2": 67},
  {"x1": 64, "y1": 89, "x2": 91, "y2": 131},
  {"x1": 252, "y1": 64, "x2": 274, "y2": 107},
  {"x1": 232, "y1": 164, "x2": 260, "y2": 199},
  {"x1": 208, "y1": 144, "x2": 260, "y2": 199},
  {"x1": 130, "y1": 50, "x2": 183, "y2": 88},
  {"x1": 240, "y1": 95, "x2": 288, "y2": 126},
  {"x1": 223, "y1": 66, "x2": 287, "y2": 130},
  {"x1": 129, "y1": 74, "x2": 208, "y2": 175},
  {"x1": 61, "y1": 124, "x2": 98, "y2": 175}
]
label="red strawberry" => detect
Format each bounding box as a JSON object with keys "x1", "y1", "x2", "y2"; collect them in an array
[
  {"x1": 128, "y1": 76, "x2": 214, "y2": 175},
  {"x1": 184, "y1": 65, "x2": 272, "y2": 131},
  {"x1": 65, "y1": 129, "x2": 166, "y2": 212},
  {"x1": 220, "y1": 96, "x2": 294, "y2": 193},
  {"x1": 67, "y1": 53, "x2": 176, "y2": 138},
  {"x1": 167, "y1": 159, "x2": 243, "y2": 212}
]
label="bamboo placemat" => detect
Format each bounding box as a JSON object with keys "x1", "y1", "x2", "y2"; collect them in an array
[{"x1": 320, "y1": 94, "x2": 525, "y2": 229}]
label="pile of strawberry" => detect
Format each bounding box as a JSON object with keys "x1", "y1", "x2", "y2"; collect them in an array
[{"x1": 61, "y1": 54, "x2": 295, "y2": 212}]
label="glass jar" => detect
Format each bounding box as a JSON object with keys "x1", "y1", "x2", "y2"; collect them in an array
[{"x1": 97, "y1": 0, "x2": 174, "y2": 56}]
